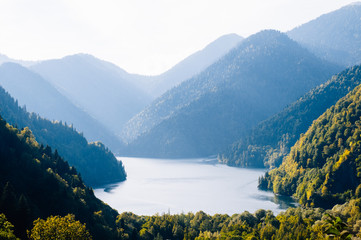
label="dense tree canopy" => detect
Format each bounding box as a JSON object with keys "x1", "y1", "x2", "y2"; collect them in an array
[
  {"x1": 28, "y1": 214, "x2": 92, "y2": 240},
  {"x1": 220, "y1": 65, "x2": 361, "y2": 169},
  {"x1": 0, "y1": 85, "x2": 126, "y2": 186},
  {"x1": 260, "y1": 81, "x2": 361, "y2": 208},
  {"x1": 0, "y1": 115, "x2": 119, "y2": 239}
]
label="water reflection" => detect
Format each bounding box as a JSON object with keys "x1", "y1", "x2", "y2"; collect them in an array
[{"x1": 253, "y1": 192, "x2": 298, "y2": 209}]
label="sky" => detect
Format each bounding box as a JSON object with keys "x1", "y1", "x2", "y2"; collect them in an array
[{"x1": 0, "y1": 0, "x2": 357, "y2": 75}]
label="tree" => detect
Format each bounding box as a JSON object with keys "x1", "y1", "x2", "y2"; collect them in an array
[
  {"x1": 28, "y1": 214, "x2": 92, "y2": 240},
  {"x1": 0, "y1": 213, "x2": 18, "y2": 240}
]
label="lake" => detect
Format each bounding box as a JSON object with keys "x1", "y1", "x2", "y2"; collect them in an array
[{"x1": 94, "y1": 157, "x2": 296, "y2": 216}]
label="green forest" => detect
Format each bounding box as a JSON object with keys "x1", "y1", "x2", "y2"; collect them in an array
[
  {"x1": 220, "y1": 65, "x2": 361, "y2": 169},
  {"x1": 0, "y1": 85, "x2": 126, "y2": 186},
  {"x1": 259, "y1": 71, "x2": 361, "y2": 210},
  {"x1": 1, "y1": 4, "x2": 361, "y2": 239},
  {"x1": 1, "y1": 76, "x2": 361, "y2": 238}
]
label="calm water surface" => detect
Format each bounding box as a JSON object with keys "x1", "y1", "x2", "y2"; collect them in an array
[{"x1": 94, "y1": 157, "x2": 295, "y2": 215}]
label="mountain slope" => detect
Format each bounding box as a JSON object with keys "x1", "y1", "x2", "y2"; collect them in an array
[
  {"x1": 220, "y1": 65, "x2": 361, "y2": 168},
  {"x1": 0, "y1": 53, "x2": 37, "y2": 67},
  {"x1": 123, "y1": 30, "x2": 342, "y2": 158},
  {"x1": 288, "y1": 3, "x2": 361, "y2": 67},
  {"x1": 0, "y1": 62, "x2": 123, "y2": 152},
  {"x1": 259, "y1": 80, "x2": 361, "y2": 209},
  {"x1": 0, "y1": 116, "x2": 119, "y2": 239},
  {"x1": 134, "y1": 34, "x2": 243, "y2": 98},
  {"x1": 0, "y1": 85, "x2": 126, "y2": 186},
  {"x1": 30, "y1": 54, "x2": 151, "y2": 134}
]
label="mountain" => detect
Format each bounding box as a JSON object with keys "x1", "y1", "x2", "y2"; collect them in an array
[
  {"x1": 220, "y1": 65, "x2": 361, "y2": 169},
  {"x1": 0, "y1": 115, "x2": 120, "y2": 239},
  {"x1": 30, "y1": 54, "x2": 151, "y2": 135},
  {"x1": 0, "y1": 62, "x2": 124, "y2": 152},
  {"x1": 133, "y1": 34, "x2": 243, "y2": 98},
  {"x1": 288, "y1": 3, "x2": 361, "y2": 67},
  {"x1": 0, "y1": 53, "x2": 37, "y2": 67},
  {"x1": 259, "y1": 79, "x2": 361, "y2": 209},
  {"x1": 123, "y1": 30, "x2": 342, "y2": 158},
  {"x1": 0, "y1": 85, "x2": 126, "y2": 186}
]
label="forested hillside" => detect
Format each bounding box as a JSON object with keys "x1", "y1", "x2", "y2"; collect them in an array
[
  {"x1": 220, "y1": 65, "x2": 361, "y2": 169},
  {"x1": 259, "y1": 81, "x2": 361, "y2": 209},
  {"x1": 0, "y1": 116, "x2": 120, "y2": 239},
  {"x1": 0, "y1": 62, "x2": 123, "y2": 152},
  {"x1": 2, "y1": 120, "x2": 361, "y2": 239},
  {"x1": 134, "y1": 33, "x2": 243, "y2": 98},
  {"x1": 0, "y1": 86, "x2": 126, "y2": 186},
  {"x1": 288, "y1": 3, "x2": 361, "y2": 67},
  {"x1": 123, "y1": 30, "x2": 341, "y2": 158}
]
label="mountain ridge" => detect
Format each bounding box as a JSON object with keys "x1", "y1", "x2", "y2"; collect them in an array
[
  {"x1": 0, "y1": 62, "x2": 123, "y2": 152},
  {"x1": 30, "y1": 54, "x2": 151, "y2": 137},
  {"x1": 219, "y1": 65, "x2": 361, "y2": 169},
  {"x1": 0, "y1": 84, "x2": 126, "y2": 186},
  {"x1": 288, "y1": 3, "x2": 361, "y2": 67},
  {"x1": 123, "y1": 30, "x2": 342, "y2": 157}
]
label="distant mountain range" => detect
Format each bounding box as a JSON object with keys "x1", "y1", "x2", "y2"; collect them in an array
[
  {"x1": 2, "y1": 2, "x2": 361, "y2": 238},
  {"x1": 288, "y1": 3, "x2": 361, "y2": 67},
  {"x1": 132, "y1": 34, "x2": 244, "y2": 98},
  {"x1": 0, "y1": 53, "x2": 38, "y2": 67},
  {"x1": 30, "y1": 54, "x2": 151, "y2": 136},
  {"x1": 121, "y1": 2, "x2": 361, "y2": 159},
  {"x1": 122, "y1": 30, "x2": 341, "y2": 158},
  {"x1": 0, "y1": 62, "x2": 123, "y2": 152},
  {"x1": 0, "y1": 2, "x2": 360, "y2": 162},
  {"x1": 0, "y1": 33, "x2": 245, "y2": 148}
]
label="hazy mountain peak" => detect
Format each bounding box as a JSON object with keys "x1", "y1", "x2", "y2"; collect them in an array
[
  {"x1": 288, "y1": 3, "x2": 361, "y2": 66},
  {"x1": 134, "y1": 33, "x2": 244, "y2": 98},
  {"x1": 348, "y1": 1, "x2": 361, "y2": 6},
  {"x1": 122, "y1": 30, "x2": 341, "y2": 157},
  {"x1": 0, "y1": 53, "x2": 38, "y2": 67},
  {"x1": 31, "y1": 53, "x2": 152, "y2": 136}
]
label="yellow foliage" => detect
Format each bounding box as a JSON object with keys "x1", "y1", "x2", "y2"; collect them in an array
[
  {"x1": 334, "y1": 149, "x2": 350, "y2": 171},
  {"x1": 28, "y1": 214, "x2": 92, "y2": 240}
]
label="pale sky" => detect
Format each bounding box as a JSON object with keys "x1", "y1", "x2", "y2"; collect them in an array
[{"x1": 0, "y1": 0, "x2": 357, "y2": 75}]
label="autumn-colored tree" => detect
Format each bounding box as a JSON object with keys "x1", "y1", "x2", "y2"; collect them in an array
[
  {"x1": 28, "y1": 214, "x2": 92, "y2": 240},
  {"x1": 0, "y1": 213, "x2": 18, "y2": 240}
]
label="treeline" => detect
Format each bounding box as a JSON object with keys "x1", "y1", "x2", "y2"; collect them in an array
[
  {"x1": 0, "y1": 85, "x2": 126, "y2": 186},
  {"x1": 3, "y1": 199, "x2": 361, "y2": 239},
  {"x1": 106, "y1": 199, "x2": 361, "y2": 239},
  {"x1": 220, "y1": 65, "x2": 361, "y2": 169}
]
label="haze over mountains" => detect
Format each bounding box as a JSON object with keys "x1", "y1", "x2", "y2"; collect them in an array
[
  {"x1": 288, "y1": 3, "x2": 361, "y2": 67},
  {"x1": 30, "y1": 54, "x2": 151, "y2": 135},
  {"x1": 132, "y1": 34, "x2": 244, "y2": 98},
  {"x1": 2, "y1": 2, "x2": 361, "y2": 239},
  {"x1": 0, "y1": 83, "x2": 126, "y2": 186},
  {"x1": 0, "y1": 3, "x2": 359, "y2": 160},
  {"x1": 0, "y1": 62, "x2": 123, "y2": 151},
  {"x1": 220, "y1": 65, "x2": 361, "y2": 169},
  {"x1": 0, "y1": 33, "x2": 245, "y2": 149},
  {"x1": 122, "y1": 30, "x2": 341, "y2": 157},
  {"x1": 0, "y1": 53, "x2": 38, "y2": 67}
]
